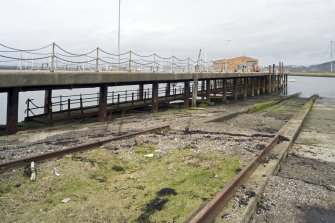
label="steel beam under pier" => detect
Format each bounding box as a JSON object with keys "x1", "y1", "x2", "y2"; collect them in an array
[
  {"x1": 98, "y1": 84, "x2": 108, "y2": 121},
  {"x1": 6, "y1": 88, "x2": 19, "y2": 134},
  {"x1": 152, "y1": 82, "x2": 159, "y2": 112}
]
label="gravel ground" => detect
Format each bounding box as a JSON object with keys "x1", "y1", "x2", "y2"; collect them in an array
[{"x1": 0, "y1": 96, "x2": 306, "y2": 167}]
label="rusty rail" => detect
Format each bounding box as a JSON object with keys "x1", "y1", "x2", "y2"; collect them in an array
[
  {"x1": 0, "y1": 125, "x2": 170, "y2": 173},
  {"x1": 187, "y1": 134, "x2": 280, "y2": 223}
]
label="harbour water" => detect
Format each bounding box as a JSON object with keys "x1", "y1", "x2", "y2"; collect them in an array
[{"x1": 0, "y1": 76, "x2": 335, "y2": 125}]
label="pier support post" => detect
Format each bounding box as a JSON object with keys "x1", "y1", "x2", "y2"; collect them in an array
[
  {"x1": 234, "y1": 78, "x2": 238, "y2": 101},
  {"x1": 206, "y1": 79, "x2": 211, "y2": 104},
  {"x1": 184, "y1": 81, "x2": 190, "y2": 108},
  {"x1": 267, "y1": 65, "x2": 272, "y2": 94},
  {"x1": 98, "y1": 84, "x2": 108, "y2": 121},
  {"x1": 6, "y1": 88, "x2": 19, "y2": 134},
  {"x1": 243, "y1": 78, "x2": 248, "y2": 100},
  {"x1": 251, "y1": 77, "x2": 255, "y2": 97},
  {"x1": 165, "y1": 82, "x2": 170, "y2": 97},
  {"x1": 272, "y1": 64, "x2": 276, "y2": 93},
  {"x1": 192, "y1": 75, "x2": 198, "y2": 107},
  {"x1": 152, "y1": 82, "x2": 159, "y2": 112},
  {"x1": 257, "y1": 77, "x2": 260, "y2": 96},
  {"x1": 222, "y1": 79, "x2": 227, "y2": 103},
  {"x1": 44, "y1": 89, "x2": 52, "y2": 115},
  {"x1": 139, "y1": 84, "x2": 144, "y2": 100},
  {"x1": 201, "y1": 80, "x2": 205, "y2": 100},
  {"x1": 262, "y1": 76, "x2": 266, "y2": 95}
]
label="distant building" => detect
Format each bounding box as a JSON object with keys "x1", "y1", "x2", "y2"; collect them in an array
[{"x1": 213, "y1": 56, "x2": 259, "y2": 72}]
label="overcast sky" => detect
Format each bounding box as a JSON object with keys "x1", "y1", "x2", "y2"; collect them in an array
[{"x1": 1, "y1": 0, "x2": 335, "y2": 66}]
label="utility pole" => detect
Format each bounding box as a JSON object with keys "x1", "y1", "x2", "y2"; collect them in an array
[
  {"x1": 118, "y1": 0, "x2": 121, "y2": 70},
  {"x1": 331, "y1": 40, "x2": 334, "y2": 72}
]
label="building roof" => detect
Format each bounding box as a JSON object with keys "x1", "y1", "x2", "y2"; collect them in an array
[
  {"x1": 227, "y1": 56, "x2": 258, "y2": 62},
  {"x1": 214, "y1": 56, "x2": 258, "y2": 63}
]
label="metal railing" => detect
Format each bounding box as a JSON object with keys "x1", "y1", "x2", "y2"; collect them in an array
[
  {"x1": 0, "y1": 42, "x2": 213, "y2": 73},
  {"x1": 24, "y1": 84, "x2": 196, "y2": 118}
]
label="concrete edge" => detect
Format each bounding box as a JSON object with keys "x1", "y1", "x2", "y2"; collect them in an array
[{"x1": 217, "y1": 97, "x2": 316, "y2": 223}]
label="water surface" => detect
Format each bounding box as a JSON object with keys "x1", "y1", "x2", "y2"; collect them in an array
[{"x1": 1, "y1": 76, "x2": 335, "y2": 125}]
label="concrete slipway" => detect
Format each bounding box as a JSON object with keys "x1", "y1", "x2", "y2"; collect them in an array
[{"x1": 217, "y1": 97, "x2": 335, "y2": 223}]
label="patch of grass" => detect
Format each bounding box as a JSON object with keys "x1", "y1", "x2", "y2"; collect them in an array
[
  {"x1": 248, "y1": 100, "x2": 275, "y2": 113},
  {"x1": 134, "y1": 144, "x2": 157, "y2": 154},
  {"x1": 0, "y1": 147, "x2": 240, "y2": 223},
  {"x1": 0, "y1": 183, "x2": 12, "y2": 196}
]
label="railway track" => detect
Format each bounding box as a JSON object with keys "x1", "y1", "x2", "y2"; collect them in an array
[
  {"x1": 0, "y1": 93, "x2": 302, "y2": 173},
  {"x1": 187, "y1": 95, "x2": 318, "y2": 222},
  {"x1": 0, "y1": 125, "x2": 170, "y2": 173}
]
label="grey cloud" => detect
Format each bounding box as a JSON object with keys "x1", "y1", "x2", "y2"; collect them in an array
[{"x1": 1, "y1": 0, "x2": 335, "y2": 66}]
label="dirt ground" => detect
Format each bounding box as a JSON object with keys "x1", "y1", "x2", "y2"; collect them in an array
[{"x1": 0, "y1": 95, "x2": 308, "y2": 222}]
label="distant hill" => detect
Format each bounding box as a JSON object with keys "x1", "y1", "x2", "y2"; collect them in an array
[{"x1": 285, "y1": 61, "x2": 335, "y2": 72}]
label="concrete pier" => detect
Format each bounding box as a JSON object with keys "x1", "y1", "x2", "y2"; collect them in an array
[{"x1": 0, "y1": 70, "x2": 286, "y2": 134}]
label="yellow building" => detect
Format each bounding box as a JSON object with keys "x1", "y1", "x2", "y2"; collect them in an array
[{"x1": 213, "y1": 56, "x2": 259, "y2": 72}]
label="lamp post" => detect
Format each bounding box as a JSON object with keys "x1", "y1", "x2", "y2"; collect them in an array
[{"x1": 118, "y1": 0, "x2": 121, "y2": 69}]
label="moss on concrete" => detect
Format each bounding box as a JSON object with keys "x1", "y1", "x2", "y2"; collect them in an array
[{"x1": 248, "y1": 100, "x2": 276, "y2": 113}]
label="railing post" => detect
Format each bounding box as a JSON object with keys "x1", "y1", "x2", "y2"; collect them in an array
[
  {"x1": 80, "y1": 94, "x2": 83, "y2": 115},
  {"x1": 26, "y1": 99, "x2": 30, "y2": 118},
  {"x1": 60, "y1": 95, "x2": 62, "y2": 111},
  {"x1": 171, "y1": 56, "x2": 174, "y2": 73},
  {"x1": 117, "y1": 94, "x2": 120, "y2": 108},
  {"x1": 128, "y1": 51, "x2": 132, "y2": 72},
  {"x1": 51, "y1": 42, "x2": 55, "y2": 72},
  {"x1": 125, "y1": 90, "x2": 128, "y2": 102},
  {"x1": 67, "y1": 98, "x2": 71, "y2": 118},
  {"x1": 96, "y1": 47, "x2": 99, "y2": 72},
  {"x1": 153, "y1": 53, "x2": 157, "y2": 72},
  {"x1": 112, "y1": 91, "x2": 114, "y2": 104},
  {"x1": 144, "y1": 91, "x2": 147, "y2": 104}
]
